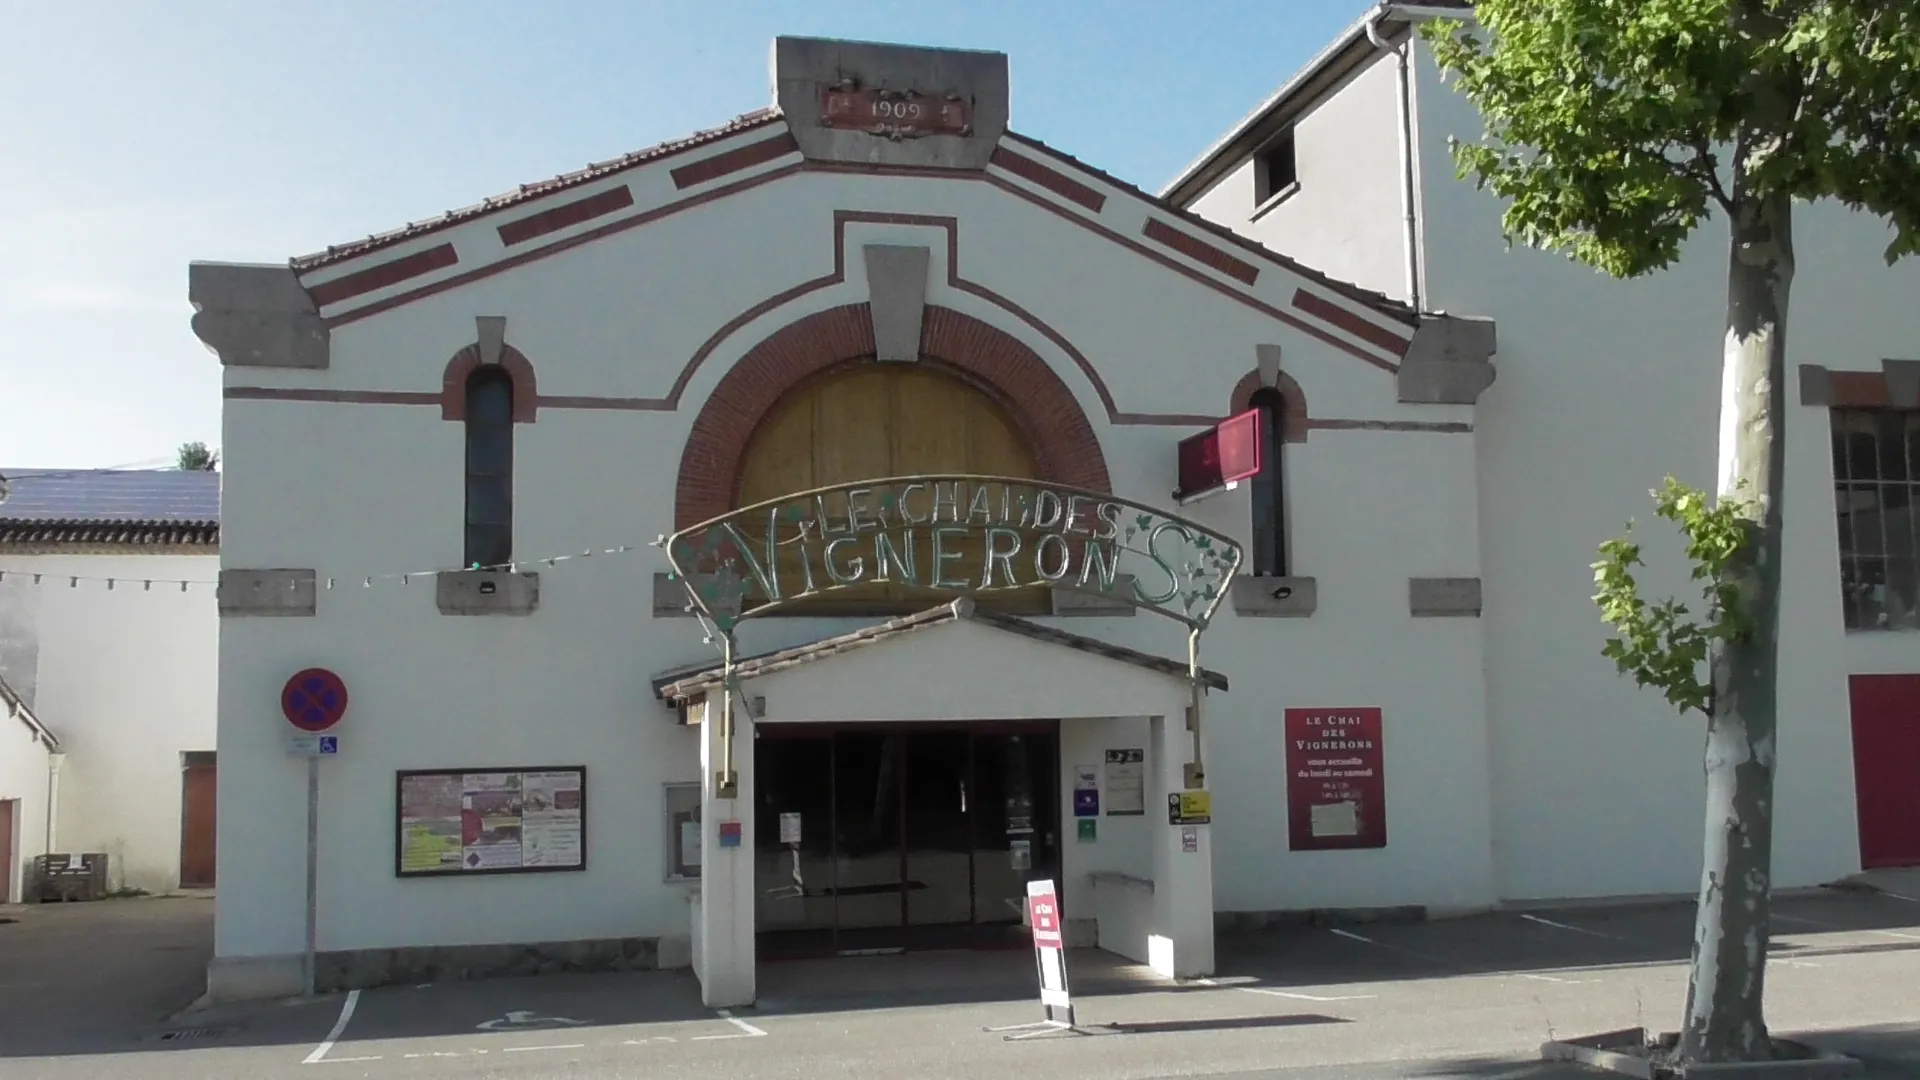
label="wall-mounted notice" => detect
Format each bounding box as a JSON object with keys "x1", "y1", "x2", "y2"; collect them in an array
[
  {"x1": 1103, "y1": 749, "x2": 1145, "y2": 816},
  {"x1": 397, "y1": 767, "x2": 586, "y2": 877},
  {"x1": 1283, "y1": 708, "x2": 1385, "y2": 850}
]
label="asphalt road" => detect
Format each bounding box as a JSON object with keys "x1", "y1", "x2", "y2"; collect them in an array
[{"x1": 3, "y1": 889, "x2": 1918, "y2": 1079}]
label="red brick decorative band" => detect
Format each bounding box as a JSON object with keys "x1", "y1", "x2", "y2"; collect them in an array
[
  {"x1": 989, "y1": 147, "x2": 1107, "y2": 212},
  {"x1": 670, "y1": 133, "x2": 800, "y2": 190},
  {"x1": 307, "y1": 244, "x2": 459, "y2": 307},
  {"x1": 497, "y1": 186, "x2": 636, "y2": 247},
  {"x1": 675, "y1": 302, "x2": 1112, "y2": 530},
  {"x1": 1291, "y1": 288, "x2": 1413, "y2": 354},
  {"x1": 1141, "y1": 218, "x2": 1259, "y2": 285}
]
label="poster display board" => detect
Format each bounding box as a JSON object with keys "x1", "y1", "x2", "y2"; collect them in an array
[
  {"x1": 1102, "y1": 749, "x2": 1145, "y2": 815},
  {"x1": 396, "y1": 767, "x2": 587, "y2": 876},
  {"x1": 1283, "y1": 708, "x2": 1386, "y2": 850}
]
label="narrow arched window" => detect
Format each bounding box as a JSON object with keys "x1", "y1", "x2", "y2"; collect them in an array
[
  {"x1": 464, "y1": 368, "x2": 515, "y2": 569},
  {"x1": 1248, "y1": 387, "x2": 1287, "y2": 576}
]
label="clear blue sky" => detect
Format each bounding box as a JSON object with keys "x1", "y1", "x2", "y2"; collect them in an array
[{"x1": 0, "y1": 0, "x2": 1375, "y2": 469}]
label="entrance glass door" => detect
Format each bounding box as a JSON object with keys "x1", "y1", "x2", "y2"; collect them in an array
[{"x1": 754, "y1": 722, "x2": 1060, "y2": 959}]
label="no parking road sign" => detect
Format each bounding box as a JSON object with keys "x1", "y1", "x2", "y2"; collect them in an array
[{"x1": 283, "y1": 668, "x2": 349, "y2": 732}]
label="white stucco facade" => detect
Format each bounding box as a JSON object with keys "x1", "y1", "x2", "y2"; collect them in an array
[
  {"x1": 196, "y1": 36, "x2": 1506, "y2": 1005},
  {"x1": 1171, "y1": 6, "x2": 1920, "y2": 905},
  {"x1": 0, "y1": 551, "x2": 219, "y2": 894},
  {"x1": 198, "y1": 24, "x2": 1917, "y2": 1008}
]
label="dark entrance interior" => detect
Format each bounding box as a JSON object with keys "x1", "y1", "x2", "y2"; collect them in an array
[{"x1": 754, "y1": 721, "x2": 1061, "y2": 959}]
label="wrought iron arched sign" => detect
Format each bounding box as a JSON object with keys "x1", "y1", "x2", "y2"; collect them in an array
[{"x1": 657, "y1": 475, "x2": 1243, "y2": 633}]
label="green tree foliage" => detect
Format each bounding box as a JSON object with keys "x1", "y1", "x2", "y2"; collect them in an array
[
  {"x1": 1592, "y1": 477, "x2": 1757, "y2": 718},
  {"x1": 1424, "y1": 0, "x2": 1920, "y2": 1064},
  {"x1": 177, "y1": 442, "x2": 219, "y2": 471}
]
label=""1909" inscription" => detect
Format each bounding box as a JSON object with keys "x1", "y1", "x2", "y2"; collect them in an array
[{"x1": 820, "y1": 86, "x2": 972, "y2": 138}]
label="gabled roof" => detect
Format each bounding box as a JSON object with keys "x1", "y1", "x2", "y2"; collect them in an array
[
  {"x1": 0, "y1": 469, "x2": 220, "y2": 548},
  {"x1": 652, "y1": 597, "x2": 1229, "y2": 703},
  {"x1": 290, "y1": 108, "x2": 784, "y2": 271},
  {"x1": 279, "y1": 108, "x2": 1420, "y2": 334},
  {"x1": 1160, "y1": 0, "x2": 1477, "y2": 207},
  {"x1": 0, "y1": 672, "x2": 58, "y2": 750}
]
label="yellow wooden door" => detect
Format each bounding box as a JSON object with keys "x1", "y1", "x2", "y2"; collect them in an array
[{"x1": 734, "y1": 362, "x2": 1050, "y2": 615}]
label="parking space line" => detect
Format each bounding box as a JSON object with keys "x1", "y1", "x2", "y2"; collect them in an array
[
  {"x1": 301, "y1": 988, "x2": 361, "y2": 1065},
  {"x1": 1520, "y1": 913, "x2": 1626, "y2": 941},
  {"x1": 692, "y1": 1008, "x2": 768, "y2": 1040},
  {"x1": 1775, "y1": 912, "x2": 1920, "y2": 942},
  {"x1": 1327, "y1": 926, "x2": 1589, "y2": 984},
  {"x1": 504, "y1": 1043, "x2": 586, "y2": 1053},
  {"x1": 1237, "y1": 986, "x2": 1378, "y2": 1003}
]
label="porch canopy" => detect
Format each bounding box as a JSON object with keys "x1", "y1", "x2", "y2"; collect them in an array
[{"x1": 651, "y1": 596, "x2": 1228, "y2": 723}]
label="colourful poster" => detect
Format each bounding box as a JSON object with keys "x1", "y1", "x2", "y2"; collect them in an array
[{"x1": 397, "y1": 767, "x2": 586, "y2": 876}]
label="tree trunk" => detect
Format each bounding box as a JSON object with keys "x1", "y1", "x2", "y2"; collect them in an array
[{"x1": 1678, "y1": 184, "x2": 1794, "y2": 1065}]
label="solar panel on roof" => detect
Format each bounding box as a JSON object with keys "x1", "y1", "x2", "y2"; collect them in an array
[{"x1": 0, "y1": 469, "x2": 221, "y2": 522}]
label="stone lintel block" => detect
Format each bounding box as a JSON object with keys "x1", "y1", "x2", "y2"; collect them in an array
[
  {"x1": 864, "y1": 244, "x2": 931, "y2": 362},
  {"x1": 436, "y1": 570, "x2": 539, "y2": 616},
  {"x1": 218, "y1": 568, "x2": 317, "y2": 617},
  {"x1": 1798, "y1": 359, "x2": 1920, "y2": 409},
  {"x1": 1051, "y1": 574, "x2": 1137, "y2": 616},
  {"x1": 1409, "y1": 576, "x2": 1481, "y2": 617},
  {"x1": 1229, "y1": 575, "x2": 1317, "y2": 617},
  {"x1": 188, "y1": 261, "x2": 329, "y2": 369},
  {"x1": 1398, "y1": 314, "x2": 1496, "y2": 405},
  {"x1": 773, "y1": 35, "x2": 1009, "y2": 171},
  {"x1": 654, "y1": 573, "x2": 697, "y2": 618}
]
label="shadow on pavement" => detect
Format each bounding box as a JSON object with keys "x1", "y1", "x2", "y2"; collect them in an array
[
  {"x1": 1409, "y1": 1022, "x2": 1920, "y2": 1080},
  {"x1": 1212, "y1": 888, "x2": 1920, "y2": 992},
  {"x1": 1096, "y1": 1012, "x2": 1349, "y2": 1036}
]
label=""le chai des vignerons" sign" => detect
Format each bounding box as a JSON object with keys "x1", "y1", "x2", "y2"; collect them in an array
[{"x1": 661, "y1": 475, "x2": 1243, "y2": 631}]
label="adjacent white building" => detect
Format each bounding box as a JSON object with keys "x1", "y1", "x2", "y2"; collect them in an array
[
  {"x1": 1167, "y1": 1, "x2": 1920, "y2": 896},
  {"x1": 187, "y1": 19, "x2": 1915, "y2": 1007},
  {"x1": 0, "y1": 469, "x2": 222, "y2": 899}
]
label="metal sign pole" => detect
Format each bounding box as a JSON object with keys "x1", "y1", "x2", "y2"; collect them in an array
[{"x1": 303, "y1": 753, "x2": 319, "y2": 998}]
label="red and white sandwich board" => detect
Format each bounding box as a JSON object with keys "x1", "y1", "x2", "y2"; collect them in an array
[{"x1": 987, "y1": 879, "x2": 1082, "y2": 1039}]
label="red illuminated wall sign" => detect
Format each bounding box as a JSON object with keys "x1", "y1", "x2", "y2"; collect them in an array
[
  {"x1": 820, "y1": 86, "x2": 972, "y2": 138},
  {"x1": 1284, "y1": 707, "x2": 1386, "y2": 851},
  {"x1": 1174, "y1": 409, "x2": 1262, "y2": 504}
]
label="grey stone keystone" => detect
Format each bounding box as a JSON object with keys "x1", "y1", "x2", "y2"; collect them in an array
[
  {"x1": 476, "y1": 315, "x2": 507, "y2": 365},
  {"x1": 188, "y1": 262, "x2": 329, "y2": 369},
  {"x1": 864, "y1": 245, "x2": 931, "y2": 362}
]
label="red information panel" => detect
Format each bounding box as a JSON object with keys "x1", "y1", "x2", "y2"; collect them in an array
[
  {"x1": 1175, "y1": 409, "x2": 1262, "y2": 501},
  {"x1": 1026, "y1": 879, "x2": 1064, "y2": 949},
  {"x1": 1284, "y1": 707, "x2": 1386, "y2": 850}
]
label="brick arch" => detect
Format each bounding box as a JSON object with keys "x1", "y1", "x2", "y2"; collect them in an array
[
  {"x1": 676, "y1": 302, "x2": 1112, "y2": 530},
  {"x1": 1230, "y1": 369, "x2": 1309, "y2": 444},
  {"x1": 439, "y1": 344, "x2": 539, "y2": 422}
]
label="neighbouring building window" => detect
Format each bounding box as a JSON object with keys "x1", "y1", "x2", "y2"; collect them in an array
[
  {"x1": 464, "y1": 367, "x2": 515, "y2": 569},
  {"x1": 1254, "y1": 133, "x2": 1298, "y2": 206},
  {"x1": 1833, "y1": 407, "x2": 1920, "y2": 629},
  {"x1": 1249, "y1": 387, "x2": 1288, "y2": 576}
]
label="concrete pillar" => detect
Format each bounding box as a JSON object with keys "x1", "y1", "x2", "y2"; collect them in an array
[
  {"x1": 1147, "y1": 712, "x2": 1215, "y2": 979},
  {"x1": 697, "y1": 689, "x2": 756, "y2": 1007}
]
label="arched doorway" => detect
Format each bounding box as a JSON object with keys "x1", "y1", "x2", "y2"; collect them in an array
[
  {"x1": 736, "y1": 361, "x2": 1063, "y2": 958},
  {"x1": 732, "y1": 359, "x2": 1052, "y2": 615}
]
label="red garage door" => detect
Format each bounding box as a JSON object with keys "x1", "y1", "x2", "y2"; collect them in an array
[{"x1": 1850, "y1": 674, "x2": 1920, "y2": 869}]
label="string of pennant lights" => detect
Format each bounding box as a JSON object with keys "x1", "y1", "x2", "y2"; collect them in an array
[{"x1": 0, "y1": 543, "x2": 653, "y2": 594}]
